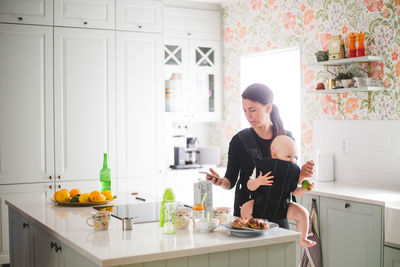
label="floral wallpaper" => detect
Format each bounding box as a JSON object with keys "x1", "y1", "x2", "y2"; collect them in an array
[{"x1": 212, "y1": 0, "x2": 400, "y2": 165}]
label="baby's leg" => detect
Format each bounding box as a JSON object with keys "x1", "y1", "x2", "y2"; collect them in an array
[
  {"x1": 287, "y1": 202, "x2": 316, "y2": 248},
  {"x1": 240, "y1": 200, "x2": 254, "y2": 218}
]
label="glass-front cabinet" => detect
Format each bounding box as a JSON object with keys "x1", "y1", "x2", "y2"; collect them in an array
[{"x1": 164, "y1": 38, "x2": 221, "y2": 121}]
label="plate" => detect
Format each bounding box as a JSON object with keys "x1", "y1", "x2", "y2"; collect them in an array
[
  {"x1": 222, "y1": 221, "x2": 279, "y2": 237},
  {"x1": 51, "y1": 198, "x2": 112, "y2": 207}
]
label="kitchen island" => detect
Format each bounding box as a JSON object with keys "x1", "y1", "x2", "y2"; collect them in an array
[{"x1": 6, "y1": 198, "x2": 300, "y2": 267}]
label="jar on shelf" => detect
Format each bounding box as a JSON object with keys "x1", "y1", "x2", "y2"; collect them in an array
[{"x1": 176, "y1": 209, "x2": 191, "y2": 229}]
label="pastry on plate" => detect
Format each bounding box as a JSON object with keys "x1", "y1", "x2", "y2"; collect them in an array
[
  {"x1": 232, "y1": 217, "x2": 249, "y2": 228},
  {"x1": 248, "y1": 218, "x2": 269, "y2": 230}
]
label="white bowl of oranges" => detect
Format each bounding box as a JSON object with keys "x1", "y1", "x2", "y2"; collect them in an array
[{"x1": 52, "y1": 189, "x2": 115, "y2": 206}]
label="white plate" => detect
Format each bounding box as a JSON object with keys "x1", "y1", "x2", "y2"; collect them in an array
[{"x1": 222, "y1": 221, "x2": 279, "y2": 237}]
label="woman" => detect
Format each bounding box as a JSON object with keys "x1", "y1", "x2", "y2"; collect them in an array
[{"x1": 205, "y1": 83, "x2": 314, "y2": 229}]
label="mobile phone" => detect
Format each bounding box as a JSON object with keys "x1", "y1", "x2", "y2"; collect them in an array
[{"x1": 199, "y1": 171, "x2": 219, "y2": 180}]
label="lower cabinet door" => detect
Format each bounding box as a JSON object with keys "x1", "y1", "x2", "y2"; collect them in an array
[
  {"x1": 58, "y1": 241, "x2": 98, "y2": 267},
  {"x1": 384, "y1": 246, "x2": 400, "y2": 267},
  {"x1": 8, "y1": 209, "x2": 32, "y2": 267},
  {"x1": 320, "y1": 197, "x2": 382, "y2": 267},
  {"x1": 31, "y1": 225, "x2": 59, "y2": 267}
]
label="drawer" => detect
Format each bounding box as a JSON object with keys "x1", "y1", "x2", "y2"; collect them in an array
[
  {"x1": 0, "y1": 0, "x2": 53, "y2": 25},
  {"x1": 54, "y1": 0, "x2": 115, "y2": 29}
]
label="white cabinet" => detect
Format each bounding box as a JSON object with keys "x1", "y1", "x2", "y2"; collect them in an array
[
  {"x1": 384, "y1": 246, "x2": 400, "y2": 267},
  {"x1": 54, "y1": 27, "x2": 116, "y2": 182},
  {"x1": 116, "y1": 31, "x2": 163, "y2": 178},
  {"x1": 0, "y1": 24, "x2": 54, "y2": 185},
  {"x1": 54, "y1": 0, "x2": 115, "y2": 29},
  {"x1": 116, "y1": 0, "x2": 163, "y2": 33},
  {"x1": 320, "y1": 197, "x2": 382, "y2": 267},
  {"x1": 0, "y1": 0, "x2": 53, "y2": 25},
  {"x1": 163, "y1": 7, "x2": 222, "y2": 121},
  {"x1": 1, "y1": 183, "x2": 52, "y2": 264}
]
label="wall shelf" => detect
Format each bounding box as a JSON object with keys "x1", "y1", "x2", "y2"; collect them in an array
[
  {"x1": 310, "y1": 56, "x2": 386, "y2": 66},
  {"x1": 308, "y1": 86, "x2": 384, "y2": 94}
]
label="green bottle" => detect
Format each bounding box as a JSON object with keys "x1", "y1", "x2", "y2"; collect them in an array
[{"x1": 100, "y1": 153, "x2": 111, "y2": 193}]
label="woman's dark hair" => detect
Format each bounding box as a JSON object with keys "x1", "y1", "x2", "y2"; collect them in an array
[{"x1": 241, "y1": 83, "x2": 285, "y2": 138}]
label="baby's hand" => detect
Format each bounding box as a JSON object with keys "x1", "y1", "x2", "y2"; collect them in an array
[{"x1": 256, "y1": 171, "x2": 274, "y2": 187}]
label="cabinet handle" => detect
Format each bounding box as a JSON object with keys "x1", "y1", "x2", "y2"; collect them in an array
[
  {"x1": 50, "y1": 241, "x2": 56, "y2": 249},
  {"x1": 49, "y1": 185, "x2": 53, "y2": 189},
  {"x1": 23, "y1": 222, "x2": 29, "y2": 228},
  {"x1": 83, "y1": 21, "x2": 88, "y2": 25},
  {"x1": 57, "y1": 185, "x2": 61, "y2": 189},
  {"x1": 138, "y1": 25, "x2": 142, "y2": 29},
  {"x1": 187, "y1": 32, "x2": 191, "y2": 36},
  {"x1": 58, "y1": 175, "x2": 61, "y2": 180},
  {"x1": 18, "y1": 17, "x2": 23, "y2": 21},
  {"x1": 345, "y1": 203, "x2": 350, "y2": 208},
  {"x1": 49, "y1": 175, "x2": 53, "y2": 180},
  {"x1": 55, "y1": 244, "x2": 62, "y2": 253}
]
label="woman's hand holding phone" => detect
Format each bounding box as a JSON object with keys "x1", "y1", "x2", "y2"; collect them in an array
[{"x1": 200, "y1": 168, "x2": 222, "y2": 186}]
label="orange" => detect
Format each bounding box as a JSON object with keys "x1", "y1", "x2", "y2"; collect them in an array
[
  {"x1": 100, "y1": 194, "x2": 107, "y2": 202},
  {"x1": 70, "y1": 188, "x2": 81, "y2": 198},
  {"x1": 101, "y1": 190, "x2": 114, "y2": 200},
  {"x1": 54, "y1": 189, "x2": 70, "y2": 202},
  {"x1": 79, "y1": 193, "x2": 90, "y2": 203},
  {"x1": 89, "y1": 190, "x2": 103, "y2": 202}
]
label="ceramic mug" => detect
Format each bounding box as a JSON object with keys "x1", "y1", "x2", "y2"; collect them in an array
[{"x1": 86, "y1": 211, "x2": 111, "y2": 230}]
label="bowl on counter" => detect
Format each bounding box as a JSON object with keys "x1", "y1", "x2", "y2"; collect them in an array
[{"x1": 194, "y1": 218, "x2": 219, "y2": 232}]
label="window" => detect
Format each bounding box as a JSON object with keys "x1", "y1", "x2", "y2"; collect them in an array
[{"x1": 240, "y1": 48, "x2": 301, "y2": 161}]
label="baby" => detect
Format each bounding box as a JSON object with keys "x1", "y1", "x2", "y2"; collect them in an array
[{"x1": 241, "y1": 135, "x2": 316, "y2": 248}]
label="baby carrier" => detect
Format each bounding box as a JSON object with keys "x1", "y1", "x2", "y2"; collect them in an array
[{"x1": 238, "y1": 128, "x2": 299, "y2": 222}]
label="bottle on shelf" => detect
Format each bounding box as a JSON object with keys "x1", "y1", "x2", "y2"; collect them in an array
[
  {"x1": 100, "y1": 153, "x2": 111, "y2": 193},
  {"x1": 357, "y1": 33, "x2": 365, "y2": 57}
]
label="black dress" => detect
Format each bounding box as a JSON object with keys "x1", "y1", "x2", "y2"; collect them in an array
[{"x1": 224, "y1": 128, "x2": 294, "y2": 229}]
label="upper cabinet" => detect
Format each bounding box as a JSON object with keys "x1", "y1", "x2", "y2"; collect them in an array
[
  {"x1": 116, "y1": 31, "x2": 164, "y2": 177},
  {"x1": 164, "y1": 7, "x2": 220, "y2": 41},
  {"x1": 116, "y1": 0, "x2": 163, "y2": 33},
  {"x1": 0, "y1": 0, "x2": 53, "y2": 25},
  {"x1": 54, "y1": 27, "x2": 116, "y2": 182},
  {"x1": 0, "y1": 24, "x2": 54, "y2": 185},
  {"x1": 163, "y1": 7, "x2": 222, "y2": 121},
  {"x1": 54, "y1": 0, "x2": 115, "y2": 30}
]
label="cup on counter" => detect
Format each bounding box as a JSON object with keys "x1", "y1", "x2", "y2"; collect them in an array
[
  {"x1": 192, "y1": 204, "x2": 205, "y2": 224},
  {"x1": 86, "y1": 211, "x2": 111, "y2": 230},
  {"x1": 212, "y1": 207, "x2": 231, "y2": 224},
  {"x1": 176, "y1": 209, "x2": 191, "y2": 229}
]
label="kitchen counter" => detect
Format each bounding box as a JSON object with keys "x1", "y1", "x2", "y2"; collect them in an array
[
  {"x1": 6, "y1": 197, "x2": 300, "y2": 267},
  {"x1": 310, "y1": 180, "x2": 400, "y2": 206}
]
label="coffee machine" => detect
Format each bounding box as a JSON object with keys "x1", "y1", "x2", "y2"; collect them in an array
[{"x1": 171, "y1": 137, "x2": 202, "y2": 169}]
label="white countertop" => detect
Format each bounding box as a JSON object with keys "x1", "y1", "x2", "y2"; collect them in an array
[
  {"x1": 309, "y1": 181, "x2": 400, "y2": 206},
  {"x1": 6, "y1": 198, "x2": 300, "y2": 267}
]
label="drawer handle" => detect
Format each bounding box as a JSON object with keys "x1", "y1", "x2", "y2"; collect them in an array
[
  {"x1": 49, "y1": 175, "x2": 53, "y2": 180},
  {"x1": 58, "y1": 175, "x2": 61, "y2": 180},
  {"x1": 57, "y1": 185, "x2": 61, "y2": 189},
  {"x1": 23, "y1": 222, "x2": 29, "y2": 228},
  {"x1": 55, "y1": 244, "x2": 62, "y2": 252},
  {"x1": 345, "y1": 203, "x2": 350, "y2": 208},
  {"x1": 49, "y1": 185, "x2": 53, "y2": 189},
  {"x1": 18, "y1": 17, "x2": 23, "y2": 21},
  {"x1": 138, "y1": 25, "x2": 142, "y2": 29},
  {"x1": 50, "y1": 241, "x2": 56, "y2": 248},
  {"x1": 187, "y1": 32, "x2": 191, "y2": 36},
  {"x1": 83, "y1": 21, "x2": 88, "y2": 25}
]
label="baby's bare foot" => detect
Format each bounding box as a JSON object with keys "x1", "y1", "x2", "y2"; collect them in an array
[{"x1": 299, "y1": 238, "x2": 317, "y2": 248}]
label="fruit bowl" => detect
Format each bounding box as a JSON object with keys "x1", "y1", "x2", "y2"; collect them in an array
[{"x1": 50, "y1": 198, "x2": 112, "y2": 207}]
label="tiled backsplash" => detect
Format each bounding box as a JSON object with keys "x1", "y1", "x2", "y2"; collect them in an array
[{"x1": 314, "y1": 120, "x2": 400, "y2": 187}]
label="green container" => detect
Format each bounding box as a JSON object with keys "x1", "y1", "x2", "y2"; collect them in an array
[{"x1": 100, "y1": 153, "x2": 111, "y2": 193}]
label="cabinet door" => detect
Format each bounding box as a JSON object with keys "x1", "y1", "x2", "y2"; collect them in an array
[
  {"x1": 188, "y1": 40, "x2": 221, "y2": 121},
  {"x1": 54, "y1": 0, "x2": 115, "y2": 29},
  {"x1": 0, "y1": 24, "x2": 54, "y2": 185},
  {"x1": 31, "y1": 222, "x2": 59, "y2": 267},
  {"x1": 54, "y1": 27, "x2": 116, "y2": 182},
  {"x1": 116, "y1": 31, "x2": 163, "y2": 177},
  {"x1": 164, "y1": 7, "x2": 221, "y2": 41},
  {"x1": 58, "y1": 241, "x2": 98, "y2": 267},
  {"x1": 0, "y1": 0, "x2": 53, "y2": 25},
  {"x1": 8, "y1": 209, "x2": 32, "y2": 267},
  {"x1": 384, "y1": 246, "x2": 400, "y2": 267},
  {"x1": 320, "y1": 197, "x2": 382, "y2": 267},
  {"x1": 164, "y1": 38, "x2": 189, "y2": 119},
  {"x1": 116, "y1": 0, "x2": 163, "y2": 33},
  {"x1": 1, "y1": 183, "x2": 52, "y2": 265}
]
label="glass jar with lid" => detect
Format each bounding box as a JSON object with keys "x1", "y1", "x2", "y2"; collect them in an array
[
  {"x1": 192, "y1": 204, "x2": 205, "y2": 223},
  {"x1": 176, "y1": 209, "x2": 191, "y2": 229}
]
